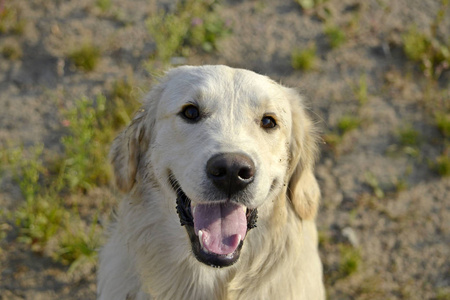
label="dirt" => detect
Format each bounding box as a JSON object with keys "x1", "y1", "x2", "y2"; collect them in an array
[{"x1": 1, "y1": 0, "x2": 449, "y2": 299}]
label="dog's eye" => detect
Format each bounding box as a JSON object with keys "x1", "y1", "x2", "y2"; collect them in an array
[
  {"x1": 181, "y1": 105, "x2": 200, "y2": 122},
  {"x1": 261, "y1": 116, "x2": 277, "y2": 129}
]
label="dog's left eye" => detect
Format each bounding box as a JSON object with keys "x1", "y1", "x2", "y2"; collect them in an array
[
  {"x1": 181, "y1": 105, "x2": 200, "y2": 122},
  {"x1": 260, "y1": 116, "x2": 277, "y2": 129}
]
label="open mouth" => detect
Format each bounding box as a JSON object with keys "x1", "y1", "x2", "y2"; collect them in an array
[{"x1": 170, "y1": 176, "x2": 258, "y2": 268}]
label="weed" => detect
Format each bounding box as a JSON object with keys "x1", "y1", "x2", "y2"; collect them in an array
[
  {"x1": 318, "y1": 230, "x2": 331, "y2": 248},
  {"x1": 322, "y1": 132, "x2": 342, "y2": 152},
  {"x1": 435, "y1": 113, "x2": 450, "y2": 138},
  {"x1": 392, "y1": 176, "x2": 408, "y2": 193},
  {"x1": 291, "y1": 43, "x2": 317, "y2": 71},
  {"x1": 60, "y1": 95, "x2": 112, "y2": 192},
  {"x1": 1, "y1": 42, "x2": 23, "y2": 60},
  {"x1": 69, "y1": 44, "x2": 101, "y2": 72},
  {"x1": 57, "y1": 214, "x2": 100, "y2": 272},
  {"x1": 0, "y1": 5, "x2": 26, "y2": 35},
  {"x1": 147, "y1": 0, "x2": 231, "y2": 64},
  {"x1": 434, "y1": 153, "x2": 450, "y2": 177},
  {"x1": 2, "y1": 91, "x2": 138, "y2": 269},
  {"x1": 436, "y1": 289, "x2": 450, "y2": 300},
  {"x1": 364, "y1": 172, "x2": 385, "y2": 199},
  {"x1": 339, "y1": 245, "x2": 361, "y2": 277},
  {"x1": 147, "y1": 12, "x2": 189, "y2": 63},
  {"x1": 337, "y1": 115, "x2": 360, "y2": 135},
  {"x1": 386, "y1": 125, "x2": 422, "y2": 159},
  {"x1": 352, "y1": 73, "x2": 368, "y2": 106},
  {"x1": 295, "y1": 0, "x2": 329, "y2": 10},
  {"x1": 325, "y1": 25, "x2": 346, "y2": 49},
  {"x1": 398, "y1": 125, "x2": 421, "y2": 147},
  {"x1": 96, "y1": 0, "x2": 111, "y2": 12},
  {"x1": 4, "y1": 145, "x2": 66, "y2": 252},
  {"x1": 108, "y1": 77, "x2": 141, "y2": 128},
  {"x1": 402, "y1": 23, "x2": 450, "y2": 79}
]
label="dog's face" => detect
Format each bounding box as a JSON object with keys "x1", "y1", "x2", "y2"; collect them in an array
[{"x1": 111, "y1": 65, "x2": 320, "y2": 268}]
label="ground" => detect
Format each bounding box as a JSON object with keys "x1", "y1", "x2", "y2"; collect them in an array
[{"x1": 0, "y1": 0, "x2": 449, "y2": 299}]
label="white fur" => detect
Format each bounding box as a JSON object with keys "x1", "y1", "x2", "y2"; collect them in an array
[{"x1": 98, "y1": 65, "x2": 324, "y2": 300}]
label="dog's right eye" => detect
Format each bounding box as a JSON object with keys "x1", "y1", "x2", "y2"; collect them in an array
[{"x1": 180, "y1": 105, "x2": 200, "y2": 122}]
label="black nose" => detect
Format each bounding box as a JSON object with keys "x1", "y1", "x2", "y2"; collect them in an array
[{"x1": 206, "y1": 153, "x2": 255, "y2": 196}]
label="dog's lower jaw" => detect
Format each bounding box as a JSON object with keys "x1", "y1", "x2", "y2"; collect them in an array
[{"x1": 173, "y1": 178, "x2": 258, "y2": 268}]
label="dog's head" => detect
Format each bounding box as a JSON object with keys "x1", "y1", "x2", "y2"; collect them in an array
[{"x1": 110, "y1": 65, "x2": 320, "y2": 268}]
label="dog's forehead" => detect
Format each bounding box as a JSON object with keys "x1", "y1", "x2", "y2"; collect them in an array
[{"x1": 161, "y1": 66, "x2": 288, "y2": 112}]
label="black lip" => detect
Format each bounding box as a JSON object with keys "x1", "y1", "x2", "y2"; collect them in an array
[{"x1": 170, "y1": 175, "x2": 258, "y2": 268}]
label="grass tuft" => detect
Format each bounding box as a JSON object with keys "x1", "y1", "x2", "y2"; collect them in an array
[
  {"x1": 291, "y1": 43, "x2": 317, "y2": 71},
  {"x1": 434, "y1": 153, "x2": 450, "y2": 177},
  {"x1": 337, "y1": 115, "x2": 360, "y2": 135},
  {"x1": 339, "y1": 245, "x2": 361, "y2": 277},
  {"x1": 435, "y1": 113, "x2": 450, "y2": 138},
  {"x1": 402, "y1": 23, "x2": 450, "y2": 78},
  {"x1": 96, "y1": 0, "x2": 112, "y2": 12},
  {"x1": 295, "y1": 0, "x2": 329, "y2": 10},
  {"x1": 398, "y1": 125, "x2": 421, "y2": 147},
  {"x1": 69, "y1": 44, "x2": 101, "y2": 72},
  {"x1": 1, "y1": 89, "x2": 139, "y2": 270},
  {"x1": 57, "y1": 214, "x2": 100, "y2": 272},
  {"x1": 1, "y1": 42, "x2": 23, "y2": 60},
  {"x1": 0, "y1": 5, "x2": 26, "y2": 35},
  {"x1": 147, "y1": 0, "x2": 231, "y2": 64},
  {"x1": 325, "y1": 25, "x2": 346, "y2": 49}
]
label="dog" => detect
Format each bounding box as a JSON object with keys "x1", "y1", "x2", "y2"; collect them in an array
[{"x1": 98, "y1": 65, "x2": 324, "y2": 300}]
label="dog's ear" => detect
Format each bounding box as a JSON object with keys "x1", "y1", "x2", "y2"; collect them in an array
[
  {"x1": 109, "y1": 108, "x2": 149, "y2": 192},
  {"x1": 286, "y1": 89, "x2": 321, "y2": 220}
]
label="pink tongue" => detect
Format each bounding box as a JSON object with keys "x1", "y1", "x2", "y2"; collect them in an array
[{"x1": 193, "y1": 202, "x2": 247, "y2": 255}]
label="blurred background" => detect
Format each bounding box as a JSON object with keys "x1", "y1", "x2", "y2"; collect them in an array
[{"x1": 0, "y1": 0, "x2": 449, "y2": 299}]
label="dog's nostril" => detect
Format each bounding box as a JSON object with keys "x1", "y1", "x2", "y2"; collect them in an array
[
  {"x1": 238, "y1": 166, "x2": 254, "y2": 181},
  {"x1": 210, "y1": 167, "x2": 226, "y2": 178}
]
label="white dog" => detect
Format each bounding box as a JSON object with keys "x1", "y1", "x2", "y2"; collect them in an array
[{"x1": 98, "y1": 65, "x2": 324, "y2": 300}]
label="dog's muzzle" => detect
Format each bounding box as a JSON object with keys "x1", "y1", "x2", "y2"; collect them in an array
[{"x1": 170, "y1": 153, "x2": 258, "y2": 268}]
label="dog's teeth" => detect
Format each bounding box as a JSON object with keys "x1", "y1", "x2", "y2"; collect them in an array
[
  {"x1": 238, "y1": 234, "x2": 242, "y2": 241},
  {"x1": 198, "y1": 230, "x2": 208, "y2": 253}
]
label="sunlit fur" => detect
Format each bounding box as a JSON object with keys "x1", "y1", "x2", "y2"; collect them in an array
[{"x1": 98, "y1": 65, "x2": 324, "y2": 300}]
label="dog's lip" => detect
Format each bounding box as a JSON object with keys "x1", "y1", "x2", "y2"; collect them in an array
[{"x1": 169, "y1": 173, "x2": 258, "y2": 267}]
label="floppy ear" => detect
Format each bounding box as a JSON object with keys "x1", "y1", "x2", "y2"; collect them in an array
[
  {"x1": 286, "y1": 89, "x2": 321, "y2": 220},
  {"x1": 109, "y1": 74, "x2": 170, "y2": 192},
  {"x1": 109, "y1": 108, "x2": 149, "y2": 192}
]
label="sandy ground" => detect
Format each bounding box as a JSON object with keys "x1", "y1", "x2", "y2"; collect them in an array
[{"x1": 0, "y1": 0, "x2": 449, "y2": 299}]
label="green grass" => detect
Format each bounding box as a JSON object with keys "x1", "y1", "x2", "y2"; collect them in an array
[
  {"x1": 339, "y1": 245, "x2": 361, "y2": 277},
  {"x1": 1, "y1": 89, "x2": 139, "y2": 270},
  {"x1": 434, "y1": 153, "x2": 450, "y2": 177},
  {"x1": 60, "y1": 95, "x2": 112, "y2": 191},
  {"x1": 1, "y1": 42, "x2": 23, "y2": 60},
  {"x1": 322, "y1": 114, "x2": 361, "y2": 153},
  {"x1": 402, "y1": 2, "x2": 450, "y2": 79},
  {"x1": 325, "y1": 25, "x2": 346, "y2": 49},
  {"x1": 436, "y1": 289, "x2": 450, "y2": 300},
  {"x1": 291, "y1": 43, "x2": 317, "y2": 71},
  {"x1": 0, "y1": 5, "x2": 26, "y2": 35},
  {"x1": 337, "y1": 115, "x2": 361, "y2": 135},
  {"x1": 96, "y1": 0, "x2": 112, "y2": 12},
  {"x1": 57, "y1": 213, "x2": 100, "y2": 273},
  {"x1": 3, "y1": 145, "x2": 65, "y2": 252},
  {"x1": 364, "y1": 172, "x2": 385, "y2": 199},
  {"x1": 69, "y1": 44, "x2": 101, "y2": 72},
  {"x1": 295, "y1": 0, "x2": 329, "y2": 10},
  {"x1": 147, "y1": 0, "x2": 231, "y2": 64},
  {"x1": 352, "y1": 73, "x2": 368, "y2": 106},
  {"x1": 398, "y1": 125, "x2": 421, "y2": 147},
  {"x1": 436, "y1": 113, "x2": 450, "y2": 138}
]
